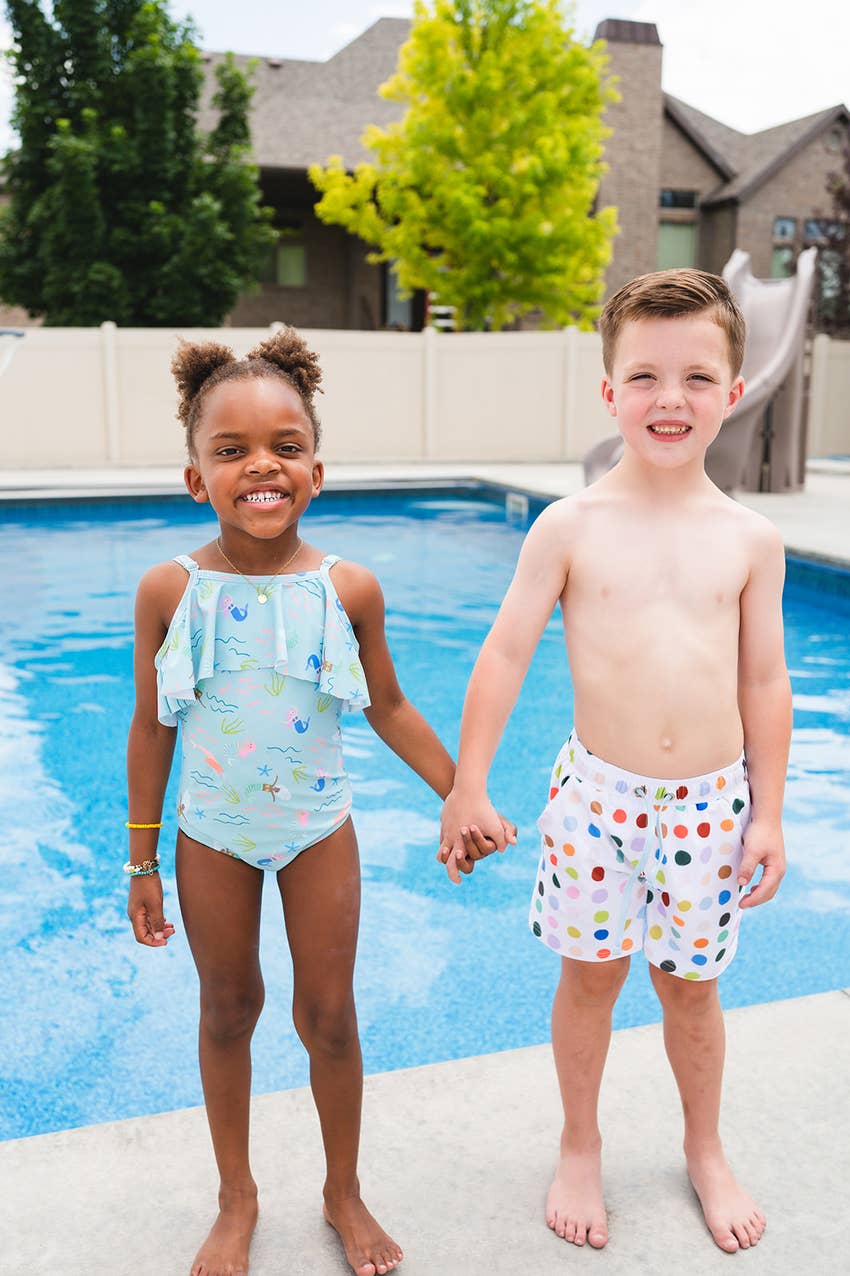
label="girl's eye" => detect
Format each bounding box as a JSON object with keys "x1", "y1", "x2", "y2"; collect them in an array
[
  {"x1": 279, "y1": 445, "x2": 299, "y2": 454},
  {"x1": 217, "y1": 447, "x2": 240, "y2": 457}
]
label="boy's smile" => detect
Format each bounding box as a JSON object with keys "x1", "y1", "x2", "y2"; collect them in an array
[{"x1": 601, "y1": 313, "x2": 744, "y2": 468}]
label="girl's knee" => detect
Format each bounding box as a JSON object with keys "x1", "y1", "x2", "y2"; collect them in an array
[
  {"x1": 200, "y1": 978, "x2": 265, "y2": 1043},
  {"x1": 293, "y1": 994, "x2": 358, "y2": 1059}
]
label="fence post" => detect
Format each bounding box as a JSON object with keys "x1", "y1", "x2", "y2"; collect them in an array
[
  {"x1": 562, "y1": 325, "x2": 578, "y2": 460},
  {"x1": 100, "y1": 321, "x2": 121, "y2": 464},
  {"x1": 422, "y1": 324, "x2": 437, "y2": 459}
]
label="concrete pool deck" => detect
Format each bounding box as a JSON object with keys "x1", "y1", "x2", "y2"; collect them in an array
[
  {"x1": 1, "y1": 462, "x2": 848, "y2": 1274},
  {"x1": 2, "y1": 990, "x2": 848, "y2": 1275}
]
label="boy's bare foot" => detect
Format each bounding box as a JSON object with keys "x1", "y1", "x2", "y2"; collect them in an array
[
  {"x1": 545, "y1": 1141, "x2": 608, "y2": 1248},
  {"x1": 323, "y1": 1194, "x2": 404, "y2": 1275},
  {"x1": 687, "y1": 1147, "x2": 766, "y2": 1252},
  {"x1": 190, "y1": 1186, "x2": 259, "y2": 1276}
]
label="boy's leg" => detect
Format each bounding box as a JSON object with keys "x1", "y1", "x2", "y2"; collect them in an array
[
  {"x1": 277, "y1": 818, "x2": 402, "y2": 1276},
  {"x1": 649, "y1": 967, "x2": 766, "y2": 1251},
  {"x1": 548, "y1": 955, "x2": 629, "y2": 1248},
  {"x1": 176, "y1": 832, "x2": 265, "y2": 1276}
]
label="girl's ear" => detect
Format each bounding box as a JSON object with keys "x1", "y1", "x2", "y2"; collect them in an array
[
  {"x1": 184, "y1": 464, "x2": 208, "y2": 503},
  {"x1": 311, "y1": 460, "x2": 324, "y2": 498},
  {"x1": 601, "y1": 378, "x2": 617, "y2": 418}
]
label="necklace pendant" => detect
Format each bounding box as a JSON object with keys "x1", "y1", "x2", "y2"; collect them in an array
[{"x1": 256, "y1": 591, "x2": 269, "y2": 605}]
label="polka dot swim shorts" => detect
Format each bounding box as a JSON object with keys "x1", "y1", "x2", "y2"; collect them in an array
[{"x1": 529, "y1": 732, "x2": 751, "y2": 980}]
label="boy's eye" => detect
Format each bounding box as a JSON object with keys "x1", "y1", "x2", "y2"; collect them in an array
[
  {"x1": 630, "y1": 373, "x2": 653, "y2": 381},
  {"x1": 690, "y1": 374, "x2": 713, "y2": 382}
]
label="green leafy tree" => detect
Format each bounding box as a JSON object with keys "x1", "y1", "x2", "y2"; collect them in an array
[
  {"x1": 0, "y1": 1, "x2": 275, "y2": 325},
  {"x1": 818, "y1": 136, "x2": 850, "y2": 337},
  {"x1": 309, "y1": 0, "x2": 617, "y2": 331}
]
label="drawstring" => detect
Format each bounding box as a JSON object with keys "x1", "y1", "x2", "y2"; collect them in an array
[{"x1": 617, "y1": 784, "x2": 674, "y2": 944}]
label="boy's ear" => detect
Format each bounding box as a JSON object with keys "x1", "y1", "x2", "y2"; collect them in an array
[
  {"x1": 184, "y1": 464, "x2": 208, "y2": 503},
  {"x1": 601, "y1": 377, "x2": 617, "y2": 418},
  {"x1": 723, "y1": 376, "x2": 745, "y2": 419}
]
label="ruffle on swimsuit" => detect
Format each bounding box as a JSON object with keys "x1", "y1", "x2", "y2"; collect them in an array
[{"x1": 156, "y1": 553, "x2": 370, "y2": 726}]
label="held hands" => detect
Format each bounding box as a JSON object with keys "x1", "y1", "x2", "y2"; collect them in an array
[
  {"x1": 127, "y1": 875, "x2": 176, "y2": 946},
  {"x1": 437, "y1": 788, "x2": 517, "y2": 884},
  {"x1": 737, "y1": 818, "x2": 786, "y2": 908}
]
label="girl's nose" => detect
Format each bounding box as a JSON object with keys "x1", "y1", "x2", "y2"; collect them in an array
[{"x1": 247, "y1": 450, "x2": 281, "y2": 473}]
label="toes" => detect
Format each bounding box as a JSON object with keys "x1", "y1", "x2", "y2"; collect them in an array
[
  {"x1": 588, "y1": 1226, "x2": 608, "y2": 1250},
  {"x1": 732, "y1": 1221, "x2": 750, "y2": 1249},
  {"x1": 564, "y1": 1217, "x2": 577, "y2": 1244},
  {"x1": 355, "y1": 1261, "x2": 377, "y2": 1276},
  {"x1": 715, "y1": 1228, "x2": 739, "y2": 1252}
]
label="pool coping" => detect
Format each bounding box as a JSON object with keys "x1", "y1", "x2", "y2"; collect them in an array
[{"x1": 3, "y1": 988, "x2": 848, "y2": 1274}]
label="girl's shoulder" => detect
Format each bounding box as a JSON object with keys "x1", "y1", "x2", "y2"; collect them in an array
[
  {"x1": 323, "y1": 557, "x2": 382, "y2": 628},
  {"x1": 136, "y1": 558, "x2": 194, "y2": 630}
]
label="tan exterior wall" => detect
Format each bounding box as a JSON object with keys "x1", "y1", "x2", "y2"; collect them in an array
[
  {"x1": 699, "y1": 204, "x2": 739, "y2": 276},
  {"x1": 2, "y1": 325, "x2": 845, "y2": 468},
  {"x1": 735, "y1": 123, "x2": 850, "y2": 279},
  {"x1": 659, "y1": 117, "x2": 723, "y2": 196},
  {"x1": 228, "y1": 218, "x2": 383, "y2": 331},
  {"x1": 597, "y1": 39, "x2": 664, "y2": 296}
]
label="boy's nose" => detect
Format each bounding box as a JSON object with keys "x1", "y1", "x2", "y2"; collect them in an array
[{"x1": 655, "y1": 383, "x2": 685, "y2": 408}]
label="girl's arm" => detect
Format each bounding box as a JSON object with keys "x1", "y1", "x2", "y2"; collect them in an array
[
  {"x1": 335, "y1": 562, "x2": 457, "y2": 799},
  {"x1": 126, "y1": 565, "x2": 183, "y2": 947},
  {"x1": 736, "y1": 520, "x2": 791, "y2": 908}
]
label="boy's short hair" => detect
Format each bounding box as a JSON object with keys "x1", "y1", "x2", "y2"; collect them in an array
[{"x1": 599, "y1": 268, "x2": 746, "y2": 377}]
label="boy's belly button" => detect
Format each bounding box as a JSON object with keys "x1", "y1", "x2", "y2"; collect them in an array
[{"x1": 660, "y1": 736, "x2": 673, "y2": 751}]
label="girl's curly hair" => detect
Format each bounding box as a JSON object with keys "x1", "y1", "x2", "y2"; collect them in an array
[{"x1": 171, "y1": 326, "x2": 323, "y2": 456}]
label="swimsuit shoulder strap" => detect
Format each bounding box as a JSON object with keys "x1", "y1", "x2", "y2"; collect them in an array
[
  {"x1": 172, "y1": 554, "x2": 199, "y2": 574},
  {"x1": 319, "y1": 554, "x2": 341, "y2": 573}
]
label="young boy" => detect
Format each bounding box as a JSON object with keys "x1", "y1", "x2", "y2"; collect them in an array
[{"x1": 439, "y1": 269, "x2": 790, "y2": 1253}]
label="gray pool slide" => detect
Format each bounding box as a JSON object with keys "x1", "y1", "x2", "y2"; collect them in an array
[{"x1": 583, "y1": 247, "x2": 818, "y2": 493}]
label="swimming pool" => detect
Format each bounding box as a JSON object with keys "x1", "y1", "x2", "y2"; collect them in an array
[{"x1": 1, "y1": 489, "x2": 848, "y2": 1140}]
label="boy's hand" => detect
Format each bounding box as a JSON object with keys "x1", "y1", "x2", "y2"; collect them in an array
[
  {"x1": 437, "y1": 790, "x2": 517, "y2": 883},
  {"x1": 738, "y1": 819, "x2": 786, "y2": 908},
  {"x1": 127, "y1": 875, "x2": 176, "y2": 946}
]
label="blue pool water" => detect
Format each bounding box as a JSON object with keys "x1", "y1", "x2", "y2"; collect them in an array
[{"x1": 1, "y1": 489, "x2": 849, "y2": 1141}]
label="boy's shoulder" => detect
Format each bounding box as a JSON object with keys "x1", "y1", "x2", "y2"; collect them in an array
[{"x1": 709, "y1": 491, "x2": 784, "y2": 557}]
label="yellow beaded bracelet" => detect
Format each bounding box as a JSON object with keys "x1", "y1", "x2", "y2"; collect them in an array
[{"x1": 125, "y1": 821, "x2": 163, "y2": 829}]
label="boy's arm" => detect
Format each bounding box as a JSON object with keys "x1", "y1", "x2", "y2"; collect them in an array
[
  {"x1": 736, "y1": 520, "x2": 791, "y2": 908},
  {"x1": 126, "y1": 566, "x2": 181, "y2": 946},
  {"x1": 440, "y1": 502, "x2": 571, "y2": 873}
]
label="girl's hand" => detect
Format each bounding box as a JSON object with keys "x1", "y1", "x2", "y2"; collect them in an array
[
  {"x1": 127, "y1": 875, "x2": 176, "y2": 946},
  {"x1": 437, "y1": 813, "x2": 518, "y2": 880},
  {"x1": 438, "y1": 788, "x2": 516, "y2": 884}
]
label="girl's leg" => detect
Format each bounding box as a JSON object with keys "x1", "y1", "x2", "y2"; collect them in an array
[
  {"x1": 547, "y1": 955, "x2": 629, "y2": 1248},
  {"x1": 649, "y1": 966, "x2": 766, "y2": 1252},
  {"x1": 176, "y1": 831, "x2": 265, "y2": 1276},
  {"x1": 277, "y1": 818, "x2": 402, "y2": 1276}
]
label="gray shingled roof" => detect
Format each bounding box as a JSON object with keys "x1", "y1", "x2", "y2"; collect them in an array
[
  {"x1": 198, "y1": 15, "x2": 848, "y2": 207},
  {"x1": 198, "y1": 18, "x2": 410, "y2": 170},
  {"x1": 665, "y1": 94, "x2": 850, "y2": 205}
]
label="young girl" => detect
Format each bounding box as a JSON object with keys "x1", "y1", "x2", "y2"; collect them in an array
[{"x1": 126, "y1": 328, "x2": 513, "y2": 1276}]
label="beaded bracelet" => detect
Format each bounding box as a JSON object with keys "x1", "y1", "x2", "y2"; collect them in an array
[
  {"x1": 123, "y1": 856, "x2": 161, "y2": 877},
  {"x1": 125, "y1": 821, "x2": 163, "y2": 829}
]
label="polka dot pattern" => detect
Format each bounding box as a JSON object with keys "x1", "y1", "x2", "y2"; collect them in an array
[{"x1": 530, "y1": 733, "x2": 750, "y2": 982}]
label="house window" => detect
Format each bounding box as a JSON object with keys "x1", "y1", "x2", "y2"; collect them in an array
[
  {"x1": 771, "y1": 246, "x2": 795, "y2": 278},
  {"x1": 659, "y1": 189, "x2": 697, "y2": 209},
  {"x1": 657, "y1": 221, "x2": 697, "y2": 269},
  {"x1": 803, "y1": 218, "x2": 845, "y2": 244},
  {"x1": 384, "y1": 262, "x2": 413, "y2": 330},
  {"x1": 276, "y1": 243, "x2": 306, "y2": 288},
  {"x1": 773, "y1": 217, "x2": 796, "y2": 242}
]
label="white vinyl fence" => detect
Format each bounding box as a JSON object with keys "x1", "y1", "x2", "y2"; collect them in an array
[{"x1": 0, "y1": 323, "x2": 847, "y2": 468}]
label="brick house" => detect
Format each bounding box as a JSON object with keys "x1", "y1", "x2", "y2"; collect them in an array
[{"x1": 2, "y1": 16, "x2": 848, "y2": 329}]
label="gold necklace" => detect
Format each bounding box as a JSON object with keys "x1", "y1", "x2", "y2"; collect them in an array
[{"x1": 216, "y1": 536, "x2": 303, "y2": 605}]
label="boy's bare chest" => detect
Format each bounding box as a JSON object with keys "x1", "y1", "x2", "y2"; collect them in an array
[{"x1": 567, "y1": 518, "x2": 748, "y2": 614}]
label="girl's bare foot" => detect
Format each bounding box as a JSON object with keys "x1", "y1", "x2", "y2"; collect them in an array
[
  {"x1": 323, "y1": 1193, "x2": 404, "y2": 1275},
  {"x1": 545, "y1": 1139, "x2": 608, "y2": 1248},
  {"x1": 687, "y1": 1145, "x2": 766, "y2": 1252},
  {"x1": 190, "y1": 1185, "x2": 259, "y2": 1276}
]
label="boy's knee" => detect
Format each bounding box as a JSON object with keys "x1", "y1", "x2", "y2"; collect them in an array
[
  {"x1": 200, "y1": 978, "x2": 265, "y2": 1043},
  {"x1": 561, "y1": 957, "x2": 629, "y2": 1007},
  {"x1": 651, "y1": 964, "x2": 719, "y2": 1010},
  {"x1": 293, "y1": 995, "x2": 358, "y2": 1058}
]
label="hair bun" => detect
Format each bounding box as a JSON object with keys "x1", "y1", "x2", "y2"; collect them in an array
[
  {"x1": 246, "y1": 328, "x2": 323, "y2": 405},
  {"x1": 171, "y1": 340, "x2": 237, "y2": 426}
]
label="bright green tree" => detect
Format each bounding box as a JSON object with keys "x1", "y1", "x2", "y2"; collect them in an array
[
  {"x1": 309, "y1": 0, "x2": 617, "y2": 331},
  {"x1": 0, "y1": 1, "x2": 275, "y2": 325}
]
